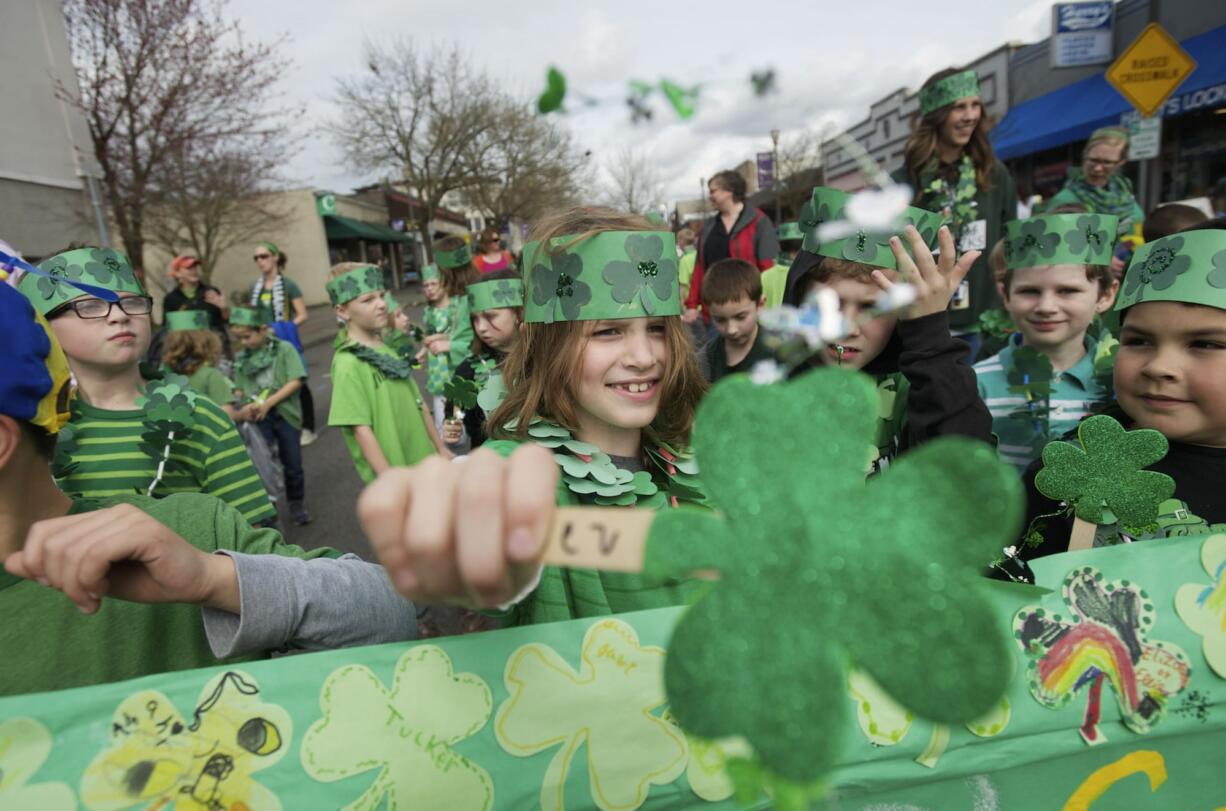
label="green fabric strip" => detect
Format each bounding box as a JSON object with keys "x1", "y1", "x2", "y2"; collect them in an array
[{"x1": 919, "y1": 69, "x2": 980, "y2": 115}]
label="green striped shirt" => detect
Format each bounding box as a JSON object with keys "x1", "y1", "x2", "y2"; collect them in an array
[{"x1": 56, "y1": 392, "x2": 276, "y2": 525}]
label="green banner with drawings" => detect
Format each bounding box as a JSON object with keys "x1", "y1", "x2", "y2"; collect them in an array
[{"x1": 1, "y1": 536, "x2": 1223, "y2": 810}]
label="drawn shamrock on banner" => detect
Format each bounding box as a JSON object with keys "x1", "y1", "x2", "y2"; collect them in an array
[
  {"x1": 81, "y1": 248, "x2": 129, "y2": 286},
  {"x1": 1064, "y1": 215, "x2": 1111, "y2": 260},
  {"x1": 330, "y1": 275, "x2": 360, "y2": 306},
  {"x1": 495, "y1": 618, "x2": 687, "y2": 811},
  {"x1": 492, "y1": 280, "x2": 519, "y2": 306},
  {"x1": 0, "y1": 718, "x2": 75, "y2": 810},
  {"x1": 302, "y1": 645, "x2": 494, "y2": 811},
  {"x1": 531, "y1": 251, "x2": 591, "y2": 323},
  {"x1": 602, "y1": 234, "x2": 678, "y2": 315},
  {"x1": 33, "y1": 254, "x2": 84, "y2": 301},
  {"x1": 81, "y1": 671, "x2": 290, "y2": 811},
  {"x1": 643, "y1": 367, "x2": 1021, "y2": 789},
  {"x1": 1124, "y1": 236, "x2": 1192, "y2": 301},
  {"x1": 1209, "y1": 249, "x2": 1226, "y2": 289},
  {"x1": 1014, "y1": 565, "x2": 1191, "y2": 745},
  {"x1": 1007, "y1": 219, "x2": 1060, "y2": 267},
  {"x1": 362, "y1": 265, "x2": 383, "y2": 291},
  {"x1": 1175, "y1": 533, "x2": 1226, "y2": 678},
  {"x1": 1035, "y1": 415, "x2": 1174, "y2": 530}
]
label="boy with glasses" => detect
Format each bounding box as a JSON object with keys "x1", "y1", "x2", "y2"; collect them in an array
[{"x1": 16, "y1": 247, "x2": 277, "y2": 526}]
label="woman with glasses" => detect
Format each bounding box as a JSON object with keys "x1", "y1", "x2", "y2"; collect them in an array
[
  {"x1": 247, "y1": 241, "x2": 319, "y2": 445},
  {"x1": 472, "y1": 227, "x2": 513, "y2": 274}
]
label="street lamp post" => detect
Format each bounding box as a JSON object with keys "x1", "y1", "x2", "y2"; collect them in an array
[{"x1": 770, "y1": 128, "x2": 781, "y2": 224}]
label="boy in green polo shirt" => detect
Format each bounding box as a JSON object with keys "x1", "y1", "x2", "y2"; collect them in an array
[
  {"x1": 229, "y1": 307, "x2": 310, "y2": 525},
  {"x1": 16, "y1": 248, "x2": 276, "y2": 527},
  {"x1": 973, "y1": 214, "x2": 1120, "y2": 473}
]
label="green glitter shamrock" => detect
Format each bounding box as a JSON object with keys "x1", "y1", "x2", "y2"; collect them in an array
[
  {"x1": 602, "y1": 234, "x2": 678, "y2": 315},
  {"x1": 531, "y1": 251, "x2": 591, "y2": 323},
  {"x1": 1064, "y1": 215, "x2": 1110, "y2": 260},
  {"x1": 1035, "y1": 414, "x2": 1175, "y2": 528},
  {"x1": 1207, "y1": 248, "x2": 1226, "y2": 289},
  {"x1": 840, "y1": 229, "x2": 885, "y2": 264},
  {"x1": 644, "y1": 367, "x2": 1020, "y2": 786},
  {"x1": 1007, "y1": 219, "x2": 1060, "y2": 267},
  {"x1": 1124, "y1": 236, "x2": 1191, "y2": 301},
  {"x1": 34, "y1": 255, "x2": 84, "y2": 301}
]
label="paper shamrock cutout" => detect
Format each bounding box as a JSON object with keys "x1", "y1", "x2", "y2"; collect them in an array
[
  {"x1": 530, "y1": 251, "x2": 591, "y2": 323},
  {"x1": 1175, "y1": 533, "x2": 1226, "y2": 678},
  {"x1": 601, "y1": 233, "x2": 677, "y2": 315},
  {"x1": 1035, "y1": 415, "x2": 1175, "y2": 529},
  {"x1": 445, "y1": 372, "x2": 480, "y2": 411},
  {"x1": 302, "y1": 645, "x2": 494, "y2": 810},
  {"x1": 1122, "y1": 235, "x2": 1192, "y2": 302},
  {"x1": 0, "y1": 718, "x2": 75, "y2": 810},
  {"x1": 1209, "y1": 248, "x2": 1226, "y2": 289},
  {"x1": 1005, "y1": 218, "x2": 1061, "y2": 268},
  {"x1": 1064, "y1": 215, "x2": 1112, "y2": 261},
  {"x1": 495, "y1": 618, "x2": 687, "y2": 811},
  {"x1": 476, "y1": 368, "x2": 507, "y2": 413},
  {"x1": 1014, "y1": 566, "x2": 1191, "y2": 745},
  {"x1": 643, "y1": 367, "x2": 1021, "y2": 785},
  {"x1": 81, "y1": 671, "x2": 290, "y2": 811},
  {"x1": 134, "y1": 372, "x2": 198, "y2": 495},
  {"x1": 538, "y1": 66, "x2": 568, "y2": 114}
]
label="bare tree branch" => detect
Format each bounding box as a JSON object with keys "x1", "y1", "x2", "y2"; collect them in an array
[{"x1": 601, "y1": 148, "x2": 664, "y2": 215}]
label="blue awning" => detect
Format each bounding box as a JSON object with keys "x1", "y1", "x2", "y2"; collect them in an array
[{"x1": 992, "y1": 24, "x2": 1226, "y2": 160}]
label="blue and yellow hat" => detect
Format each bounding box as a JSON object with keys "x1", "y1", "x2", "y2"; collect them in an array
[{"x1": 0, "y1": 283, "x2": 74, "y2": 434}]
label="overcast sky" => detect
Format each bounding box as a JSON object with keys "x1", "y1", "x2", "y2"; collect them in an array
[{"x1": 228, "y1": 0, "x2": 1053, "y2": 205}]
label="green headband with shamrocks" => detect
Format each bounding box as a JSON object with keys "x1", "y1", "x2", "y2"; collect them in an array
[
  {"x1": 383, "y1": 292, "x2": 402, "y2": 313},
  {"x1": 326, "y1": 264, "x2": 385, "y2": 306},
  {"x1": 1115, "y1": 229, "x2": 1226, "y2": 312},
  {"x1": 468, "y1": 278, "x2": 525, "y2": 313},
  {"x1": 436, "y1": 244, "x2": 472, "y2": 270},
  {"x1": 797, "y1": 186, "x2": 945, "y2": 270},
  {"x1": 777, "y1": 221, "x2": 803, "y2": 242},
  {"x1": 523, "y1": 230, "x2": 680, "y2": 323},
  {"x1": 919, "y1": 69, "x2": 980, "y2": 115},
  {"x1": 165, "y1": 311, "x2": 211, "y2": 332},
  {"x1": 1003, "y1": 213, "x2": 1120, "y2": 270},
  {"x1": 229, "y1": 307, "x2": 268, "y2": 327},
  {"x1": 18, "y1": 248, "x2": 145, "y2": 316},
  {"x1": 420, "y1": 263, "x2": 441, "y2": 282}
]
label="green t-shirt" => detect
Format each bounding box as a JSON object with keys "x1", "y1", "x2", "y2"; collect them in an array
[
  {"x1": 761, "y1": 262, "x2": 788, "y2": 309},
  {"x1": 56, "y1": 383, "x2": 276, "y2": 526},
  {"x1": 679, "y1": 249, "x2": 697, "y2": 289},
  {"x1": 0, "y1": 493, "x2": 340, "y2": 697},
  {"x1": 186, "y1": 364, "x2": 235, "y2": 409},
  {"x1": 247, "y1": 275, "x2": 304, "y2": 324},
  {"x1": 232, "y1": 337, "x2": 307, "y2": 428},
  {"x1": 422, "y1": 303, "x2": 453, "y2": 396},
  {"x1": 328, "y1": 343, "x2": 435, "y2": 483}
]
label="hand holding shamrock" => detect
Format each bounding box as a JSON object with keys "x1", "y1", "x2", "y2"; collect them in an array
[{"x1": 873, "y1": 225, "x2": 980, "y2": 320}]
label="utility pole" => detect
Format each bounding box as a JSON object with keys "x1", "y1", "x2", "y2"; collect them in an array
[{"x1": 770, "y1": 128, "x2": 781, "y2": 224}]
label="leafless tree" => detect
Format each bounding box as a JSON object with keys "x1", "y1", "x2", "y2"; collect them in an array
[
  {"x1": 330, "y1": 40, "x2": 505, "y2": 259},
  {"x1": 58, "y1": 0, "x2": 295, "y2": 272},
  {"x1": 602, "y1": 148, "x2": 664, "y2": 215},
  {"x1": 774, "y1": 129, "x2": 825, "y2": 218}
]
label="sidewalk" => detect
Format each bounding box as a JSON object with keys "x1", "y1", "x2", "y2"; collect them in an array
[{"x1": 297, "y1": 284, "x2": 426, "y2": 350}]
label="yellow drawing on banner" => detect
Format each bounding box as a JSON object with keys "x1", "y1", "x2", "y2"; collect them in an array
[
  {"x1": 1175, "y1": 533, "x2": 1226, "y2": 678},
  {"x1": 80, "y1": 670, "x2": 290, "y2": 811},
  {"x1": 496, "y1": 618, "x2": 687, "y2": 811},
  {"x1": 301, "y1": 645, "x2": 494, "y2": 811},
  {"x1": 0, "y1": 717, "x2": 76, "y2": 809}
]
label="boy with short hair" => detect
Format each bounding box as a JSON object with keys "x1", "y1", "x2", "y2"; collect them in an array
[
  {"x1": 973, "y1": 213, "x2": 1120, "y2": 473},
  {"x1": 0, "y1": 282, "x2": 416, "y2": 696},
  {"x1": 1142, "y1": 202, "x2": 1208, "y2": 243},
  {"x1": 229, "y1": 306, "x2": 311, "y2": 526},
  {"x1": 700, "y1": 258, "x2": 774, "y2": 383},
  {"x1": 15, "y1": 247, "x2": 276, "y2": 526},
  {"x1": 418, "y1": 263, "x2": 452, "y2": 432},
  {"x1": 327, "y1": 263, "x2": 451, "y2": 483},
  {"x1": 1019, "y1": 221, "x2": 1226, "y2": 557}
]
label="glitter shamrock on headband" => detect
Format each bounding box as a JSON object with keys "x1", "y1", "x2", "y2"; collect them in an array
[{"x1": 643, "y1": 367, "x2": 1021, "y2": 792}]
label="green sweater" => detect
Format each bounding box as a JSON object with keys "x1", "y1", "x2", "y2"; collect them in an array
[{"x1": 0, "y1": 493, "x2": 339, "y2": 697}]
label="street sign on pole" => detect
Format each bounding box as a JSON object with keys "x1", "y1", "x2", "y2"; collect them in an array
[
  {"x1": 1126, "y1": 117, "x2": 1162, "y2": 161},
  {"x1": 1105, "y1": 23, "x2": 1197, "y2": 118},
  {"x1": 1050, "y1": 2, "x2": 1114, "y2": 68}
]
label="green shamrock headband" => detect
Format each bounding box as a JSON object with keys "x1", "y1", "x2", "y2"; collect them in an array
[
  {"x1": 523, "y1": 230, "x2": 680, "y2": 323},
  {"x1": 1116, "y1": 229, "x2": 1226, "y2": 312},
  {"x1": 165, "y1": 311, "x2": 211, "y2": 332},
  {"x1": 918, "y1": 69, "x2": 980, "y2": 116},
  {"x1": 326, "y1": 264, "x2": 385, "y2": 306},
  {"x1": 798, "y1": 186, "x2": 945, "y2": 270},
  {"x1": 382, "y1": 292, "x2": 402, "y2": 313},
  {"x1": 1003, "y1": 213, "x2": 1120, "y2": 270},
  {"x1": 420, "y1": 263, "x2": 441, "y2": 282},
  {"x1": 18, "y1": 248, "x2": 145, "y2": 316},
  {"x1": 777, "y1": 221, "x2": 803, "y2": 242},
  {"x1": 229, "y1": 307, "x2": 269, "y2": 327},
  {"x1": 436, "y1": 244, "x2": 472, "y2": 270},
  {"x1": 468, "y1": 277, "x2": 525, "y2": 313}
]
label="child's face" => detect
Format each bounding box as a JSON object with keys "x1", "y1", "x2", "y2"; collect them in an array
[
  {"x1": 1002, "y1": 265, "x2": 1114, "y2": 353},
  {"x1": 423, "y1": 279, "x2": 443, "y2": 302},
  {"x1": 817, "y1": 276, "x2": 897, "y2": 371},
  {"x1": 391, "y1": 309, "x2": 410, "y2": 332},
  {"x1": 230, "y1": 325, "x2": 267, "y2": 351},
  {"x1": 708, "y1": 295, "x2": 761, "y2": 349},
  {"x1": 47, "y1": 293, "x2": 151, "y2": 371},
  {"x1": 1116, "y1": 302, "x2": 1226, "y2": 447},
  {"x1": 473, "y1": 308, "x2": 519, "y2": 352},
  {"x1": 173, "y1": 262, "x2": 201, "y2": 287},
  {"x1": 339, "y1": 291, "x2": 388, "y2": 332},
  {"x1": 576, "y1": 317, "x2": 668, "y2": 435}
]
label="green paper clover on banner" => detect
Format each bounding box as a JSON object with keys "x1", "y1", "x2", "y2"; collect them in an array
[
  {"x1": 1008, "y1": 218, "x2": 1061, "y2": 267},
  {"x1": 1123, "y1": 235, "x2": 1192, "y2": 302},
  {"x1": 333, "y1": 275, "x2": 360, "y2": 306},
  {"x1": 602, "y1": 234, "x2": 677, "y2": 316},
  {"x1": 643, "y1": 366, "x2": 1021, "y2": 785},
  {"x1": 1207, "y1": 249, "x2": 1226, "y2": 289},
  {"x1": 34, "y1": 254, "x2": 84, "y2": 301},
  {"x1": 531, "y1": 251, "x2": 591, "y2": 323},
  {"x1": 0, "y1": 719, "x2": 75, "y2": 810},
  {"x1": 1035, "y1": 414, "x2": 1174, "y2": 528},
  {"x1": 840, "y1": 229, "x2": 884, "y2": 264},
  {"x1": 1175, "y1": 533, "x2": 1226, "y2": 679},
  {"x1": 495, "y1": 618, "x2": 687, "y2": 811},
  {"x1": 302, "y1": 645, "x2": 494, "y2": 811},
  {"x1": 1064, "y1": 215, "x2": 1111, "y2": 260},
  {"x1": 363, "y1": 265, "x2": 383, "y2": 291},
  {"x1": 492, "y1": 280, "x2": 519, "y2": 306},
  {"x1": 82, "y1": 248, "x2": 126, "y2": 285}
]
